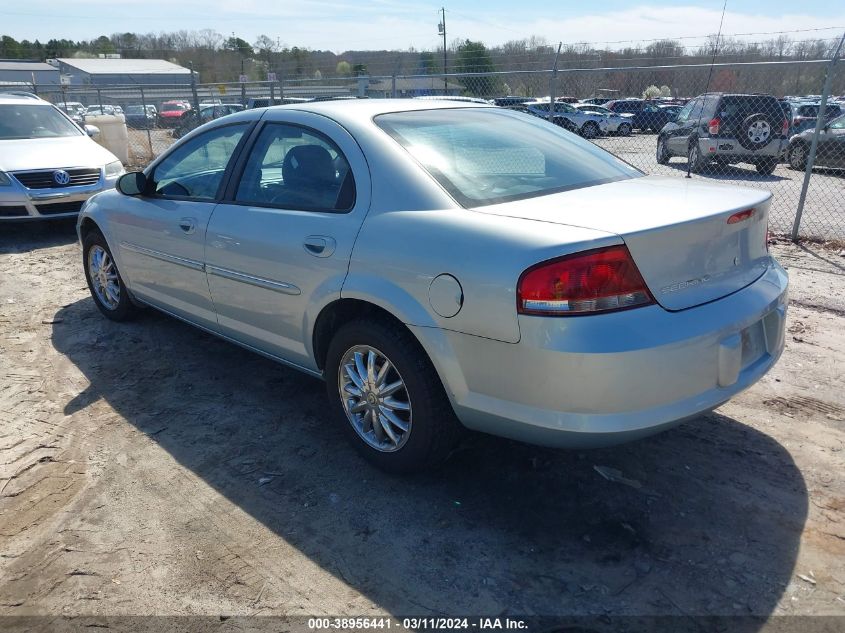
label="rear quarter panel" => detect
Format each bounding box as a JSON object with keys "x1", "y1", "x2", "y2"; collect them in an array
[{"x1": 344, "y1": 208, "x2": 619, "y2": 343}]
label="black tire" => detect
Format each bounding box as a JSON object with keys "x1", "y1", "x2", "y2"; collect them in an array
[
  {"x1": 788, "y1": 142, "x2": 808, "y2": 171},
  {"x1": 738, "y1": 112, "x2": 777, "y2": 150},
  {"x1": 581, "y1": 121, "x2": 600, "y2": 139},
  {"x1": 325, "y1": 318, "x2": 463, "y2": 474},
  {"x1": 687, "y1": 140, "x2": 708, "y2": 173},
  {"x1": 82, "y1": 230, "x2": 137, "y2": 322},
  {"x1": 755, "y1": 157, "x2": 778, "y2": 175},
  {"x1": 618, "y1": 122, "x2": 632, "y2": 137},
  {"x1": 656, "y1": 136, "x2": 670, "y2": 165}
]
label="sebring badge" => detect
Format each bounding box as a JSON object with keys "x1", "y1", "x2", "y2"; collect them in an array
[
  {"x1": 53, "y1": 170, "x2": 71, "y2": 186},
  {"x1": 660, "y1": 275, "x2": 711, "y2": 295}
]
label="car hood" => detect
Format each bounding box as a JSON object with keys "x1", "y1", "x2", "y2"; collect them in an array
[{"x1": 0, "y1": 136, "x2": 119, "y2": 172}]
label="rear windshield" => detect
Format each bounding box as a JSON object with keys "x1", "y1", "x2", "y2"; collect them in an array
[
  {"x1": 0, "y1": 104, "x2": 82, "y2": 139},
  {"x1": 376, "y1": 108, "x2": 641, "y2": 207},
  {"x1": 719, "y1": 96, "x2": 781, "y2": 118}
]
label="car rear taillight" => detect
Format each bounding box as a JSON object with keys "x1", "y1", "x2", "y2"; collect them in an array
[
  {"x1": 517, "y1": 245, "x2": 654, "y2": 316},
  {"x1": 782, "y1": 119, "x2": 790, "y2": 136},
  {"x1": 727, "y1": 208, "x2": 755, "y2": 224},
  {"x1": 708, "y1": 117, "x2": 720, "y2": 135}
]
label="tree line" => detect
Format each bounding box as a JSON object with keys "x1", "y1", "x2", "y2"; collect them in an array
[{"x1": 0, "y1": 30, "x2": 839, "y2": 97}]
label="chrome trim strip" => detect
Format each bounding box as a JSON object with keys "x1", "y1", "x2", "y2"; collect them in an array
[
  {"x1": 120, "y1": 242, "x2": 205, "y2": 272},
  {"x1": 206, "y1": 265, "x2": 302, "y2": 296}
]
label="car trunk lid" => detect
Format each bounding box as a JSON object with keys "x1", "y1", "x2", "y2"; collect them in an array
[{"x1": 475, "y1": 176, "x2": 772, "y2": 311}]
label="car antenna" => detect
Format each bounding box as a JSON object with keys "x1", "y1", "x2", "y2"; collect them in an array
[{"x1": 687, "y1": 0, "x2": 728, "y2": 179}]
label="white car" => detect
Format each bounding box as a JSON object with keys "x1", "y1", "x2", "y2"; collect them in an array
[
  {"x1": 0, "y1": 93, "x2": 124, "y2": 221},
  {"x1": 574, "y1": 103, "x2": 634, "y2": 136},
  {"x1": 525, "y1": 99, "x2": 609, "y2": 138}
]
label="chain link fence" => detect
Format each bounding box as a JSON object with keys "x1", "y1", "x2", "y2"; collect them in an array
[{"x1": 27, "y1": 59, "x2": 845, "y2": 240}]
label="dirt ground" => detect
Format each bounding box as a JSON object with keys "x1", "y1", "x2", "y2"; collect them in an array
[{"x1": 1, "y1": 222, "x2": 844, "y2": 629}]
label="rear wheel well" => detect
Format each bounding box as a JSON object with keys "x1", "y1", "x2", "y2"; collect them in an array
[{"x1": 313, "y1": 299, "x2": 412, "y2": 371}]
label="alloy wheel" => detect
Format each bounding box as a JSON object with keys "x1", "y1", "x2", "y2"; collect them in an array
[
  {"x1": 88, "y1": 245, "x2": 120, "y2": 310},
  {"x1": 338, "y1": 345, "x2": 412, "y2": 452}
]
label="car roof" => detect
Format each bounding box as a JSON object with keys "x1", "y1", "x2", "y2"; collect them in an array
[
  {"x1": 0, "y1": 92, "x2": 46, "y2": 105},
  {"x1": 262, "y1": 98, "x2": 493, "y2": 124}
]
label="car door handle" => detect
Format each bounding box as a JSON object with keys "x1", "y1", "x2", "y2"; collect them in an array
[
  {"x1": 303, "y1": 236, "x2": 336, "y2": 258},
  {"x1": 179, "y1": 218, "x2": 196, "y2": 234}
]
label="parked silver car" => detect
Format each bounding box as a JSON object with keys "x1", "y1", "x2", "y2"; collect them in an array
[
  {"x1": 0, "y1": 93, "x2": 124, "y2": 221},
  {"x1": 78, "y1": 100, "x2": 787, "y2": 472},
  {"x1": 525, "y1": 99, "x2": 609, "y2": 138},
  {"x1": 573, "y1": 103, "x2": 633, "y2": 136}
]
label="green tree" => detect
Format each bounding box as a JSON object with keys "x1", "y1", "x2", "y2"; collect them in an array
[
  {"x1": 224, "y1": 36, "x2": 253, "y2": 57},
  {"x1": 352, "y1": 63, "x2": 367, "y2": 76},
  {"x1": 454, "y1": 40, "x2": 499, "y2": 96},
  {"x1": 1, "y1": 35, "x2": 22, "y2": 58},
  {"x1": 93, "y1": 35, "x2": 116, "y2": 55},
  {"x1": 419, "y1": 51, "x2": 438, "y2": 74}
]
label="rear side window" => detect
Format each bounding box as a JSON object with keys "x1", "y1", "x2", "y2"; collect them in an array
[
  {"x1": 376, "y1": 108, "x2": 641, "y2": 208},
  {"x1": 234, "y1": 123, "x2": 355, "y2": 212}
]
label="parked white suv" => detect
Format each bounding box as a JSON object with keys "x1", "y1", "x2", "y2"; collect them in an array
[{"x1": 0, "y1": 93, "x2": 124, "y2": 221}]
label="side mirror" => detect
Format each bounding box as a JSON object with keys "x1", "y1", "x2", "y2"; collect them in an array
[
  {"x1": 84, "y1": 125, "x2": 100, "y2": 139},
  {"x1": 117, "y1": 171, "x2": 147, "y2": 196}
]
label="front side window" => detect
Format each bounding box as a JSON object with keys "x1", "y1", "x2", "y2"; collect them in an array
[
  {"x1": 152, "y1": 123, "x2": 248, "y2": 200},
  {"x1": 0, "y1": 104, "x2": 82, "y2": 140},
  {"x1": 675, "y1": 101, "x2": 694, "y2": 122},
  {"x1": 235, "y1": 123, "x2": 355, "y2": 212},
  {"x1": 376, "y1": 108, "x2": 641, "y2": 208}
]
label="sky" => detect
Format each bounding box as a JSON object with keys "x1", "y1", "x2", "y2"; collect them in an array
[{"x1": 0, "y1": 0, "x2": 842, "y2": 53}]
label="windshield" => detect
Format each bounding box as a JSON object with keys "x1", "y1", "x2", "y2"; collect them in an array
[
  {"x1": 126, "y1": 105, "x2": 145, "y2": 115},
  {"x1": 579, "y1": 105, "x2": 610, "y2": 115},
  {"x1": 796, "y1": 104, "x2": 841, "y2": 117},
  {"x1": 376, "y1": 108, "x2": 641, "y2": 207},
  {"x1": 0, "y1": 104, "x2": 82, "y2": 140},
  {"x1": 162, "y1": 103, "x2": 188, "y2": 112}
]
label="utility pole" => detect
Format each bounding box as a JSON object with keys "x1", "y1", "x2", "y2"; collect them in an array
[{"x1": 438, "y1": 7, "x2": 447, "y2": 94}]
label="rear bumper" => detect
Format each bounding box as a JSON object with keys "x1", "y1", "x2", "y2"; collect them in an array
[
  {"x1": 698, "y1": 136, "x2": 786, "y2": 160},
  {"x1": 419, "y1": 261, "x2": 788, "y2": 448}
]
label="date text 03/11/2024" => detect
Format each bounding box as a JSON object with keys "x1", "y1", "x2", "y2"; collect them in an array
[{"x1": 307, "y1": 618, "x2": 528, "y2": 630}]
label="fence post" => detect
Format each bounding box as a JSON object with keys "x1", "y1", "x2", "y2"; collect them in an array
[
  {"x1": 792, "y1": 32, "x2": 845, "y2": 240},
  {"x1": 270, "y1": 81, "x2": 275, "y2": 104},
  {"x1": 548, "y1": 42, "x2": 562, "y2": 122},
  {"x1": 189, "y1": 62, "x2": 201, "y2": 115},
  {"x1": 139, "y1": 86, "x2": 153, "y2": 163}
]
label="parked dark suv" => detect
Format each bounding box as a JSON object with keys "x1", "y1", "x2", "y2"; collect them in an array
[{"x1": 656, "y1": 93, "x2": 788, "y2": 175}]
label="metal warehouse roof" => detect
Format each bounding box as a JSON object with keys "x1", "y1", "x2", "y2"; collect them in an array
[
  {"x1": 0, "y1": 60, "x2": 57, "y2": 72},
  {"x1": 56, "y1": 58, "x2": 191, "y2": 75}
]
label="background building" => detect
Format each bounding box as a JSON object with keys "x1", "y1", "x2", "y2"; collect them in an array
[
  {"x1": 54, "y1": 58, "x2": 193, "y2": 86},
  {"x1": 0, "y1": 60, "x2": 60, "y2": 87}
]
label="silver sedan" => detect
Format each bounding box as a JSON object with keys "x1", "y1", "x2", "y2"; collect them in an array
[{"x1": 77, "y1": 100, "x2": 788, "y2": 473}]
